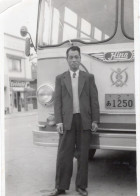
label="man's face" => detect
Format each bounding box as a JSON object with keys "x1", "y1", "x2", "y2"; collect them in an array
[{"x1": 67, "y1": 50, "x2": 81, "y2": 72}]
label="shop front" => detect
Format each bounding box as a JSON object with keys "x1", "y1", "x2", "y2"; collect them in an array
[
  {"x1": 12, "y1": 90, "x2": 25, "y2": 112},
  {"x1": 10, "y1": 79, "x2": 35, "y2": 112}
]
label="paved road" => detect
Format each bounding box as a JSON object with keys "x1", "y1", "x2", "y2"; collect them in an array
[{"x1": 5, "y1": 112, "x2": 137, "y2": 196}]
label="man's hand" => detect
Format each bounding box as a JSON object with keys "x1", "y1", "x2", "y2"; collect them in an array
[
  {"x1": 91, "y1": 122, "x2": 98, "y2": 133},
  {"x1": 56, "y1": 123, "x2": 64, "y2": 134}
]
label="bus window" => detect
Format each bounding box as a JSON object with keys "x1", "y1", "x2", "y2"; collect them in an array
[
  {"x1": 122, "y1": 0, "x2": 134, "y2": 39},
  {"x1": 38, "y1": 0, "x2": 117, "y2": 47}
]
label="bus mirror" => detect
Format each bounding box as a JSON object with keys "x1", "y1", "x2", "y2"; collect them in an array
[
  {"x1": 25, "y1": 37, "x2": 30, "y2": 56},
  {"x1": 20, "y1": 26, "x2": 36, "y2": 53},
  {"x1": 20, "y1": 26, "x2": 28, "y2": 37}
]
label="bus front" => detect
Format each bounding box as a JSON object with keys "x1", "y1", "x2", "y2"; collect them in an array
[{"x1": 34, "y1": 0, "x2": 136, "y2": 158}]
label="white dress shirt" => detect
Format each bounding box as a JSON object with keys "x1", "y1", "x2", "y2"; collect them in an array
[{"x1": 70, "y1": 70, "x2": 80, "y2": 114}]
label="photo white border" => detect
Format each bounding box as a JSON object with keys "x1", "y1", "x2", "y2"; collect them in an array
[
  {"x1": 134, "y1": 0, "x2": 140, "y2": 195},
  {"x1": 0, "y1": 13, "x2": 5, "y2": 196},
  {"x1": 0, "y1": 0, "x2": 139, "y2": 195}
]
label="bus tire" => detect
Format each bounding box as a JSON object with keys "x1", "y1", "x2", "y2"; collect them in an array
[{"x1": 88, "y1": 149, "x2": 96, "y2": 161}]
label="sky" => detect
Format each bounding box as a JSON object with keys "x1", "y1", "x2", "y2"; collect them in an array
[{"x1": 3, "y1": 0, "x2": 38, "y2": 42}]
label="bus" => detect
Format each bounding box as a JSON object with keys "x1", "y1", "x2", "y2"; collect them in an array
[{"x1": 20, "y1": 0, "x2": 135, "y2": 160}]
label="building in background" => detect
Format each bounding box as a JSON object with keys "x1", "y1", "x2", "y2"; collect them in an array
[
  {"x1": 4, "y1": 33, "x2": 37, "y2": 113},
  {"x1": 26, "y1": 57, "x2": 37, "y2": 111}
]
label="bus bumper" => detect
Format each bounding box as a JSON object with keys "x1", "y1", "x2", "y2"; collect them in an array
[
  {"x1": 90, "y1": 132, "x2": 136, "y2": 151},
  {"x1": 33, "y1": 128, "x2": 136, "y2": 151}
]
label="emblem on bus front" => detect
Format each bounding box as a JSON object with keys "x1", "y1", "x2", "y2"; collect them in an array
[
  {"x1": 89, "y1": 50, "x2": 134, "y2": 62},
  {"x1": 105, "y1": 51, "x2": 134, "y2": 62},
  {"x1": 110, "y1": 68, "x2": 128, "y2": 87}
]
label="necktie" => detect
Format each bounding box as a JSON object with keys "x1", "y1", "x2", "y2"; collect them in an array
[{"x1": 73, "y1": 72, "x2": 76, "y2": 78}]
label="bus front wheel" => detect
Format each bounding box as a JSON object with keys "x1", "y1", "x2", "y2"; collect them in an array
[{"x1": 88, "y1": 149, "x2": 96, "y2": 161}]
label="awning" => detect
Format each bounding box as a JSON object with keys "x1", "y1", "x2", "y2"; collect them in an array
[
  {"x1": 12, "y1": 87, "x2": 25, "y2": 92},
  {"x1": 11, "y1": 87, "x2": 36, "y2": 92}
]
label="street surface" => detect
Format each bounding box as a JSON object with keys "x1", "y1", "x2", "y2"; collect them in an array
[{"x1": 5, "y1": 112, "x2": 137, "y2": 196}]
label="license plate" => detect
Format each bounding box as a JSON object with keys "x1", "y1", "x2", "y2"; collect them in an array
[{"x1": 105, "y1": 94, "x2": 135, "y2": 109}]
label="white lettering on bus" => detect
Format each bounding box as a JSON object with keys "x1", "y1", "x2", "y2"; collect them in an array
[{"x1": 109, "y1": 52, "x2": 128, "y2": 60}]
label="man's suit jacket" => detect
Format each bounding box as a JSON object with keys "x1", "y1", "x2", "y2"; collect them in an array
[{"x1": 54, "y1": 70, "x2": 100, "y2": 131}]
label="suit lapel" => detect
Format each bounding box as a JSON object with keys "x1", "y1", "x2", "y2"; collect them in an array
[
  {"x1": 63, "y1": 71, "x2": 72, "y2": 97},
  {"x1": 79, "y1": 71, "x2": 86, "y2": 96},
  {"x1": 63, "y1": 70, "x2": 86, "y2": 97}
]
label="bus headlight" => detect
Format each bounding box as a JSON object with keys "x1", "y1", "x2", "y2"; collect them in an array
[{"x1": 37, "y1": 84, "x2": 54, "y2": 105}]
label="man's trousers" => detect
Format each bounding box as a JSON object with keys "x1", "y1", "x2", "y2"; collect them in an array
[{"x1": 55, "y1": 114, "x2": 91, "y2": 190}]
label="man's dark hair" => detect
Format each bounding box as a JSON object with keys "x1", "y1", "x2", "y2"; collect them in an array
[{"x1": 66, "y1": 46, "x2": 81, "y2": 58}]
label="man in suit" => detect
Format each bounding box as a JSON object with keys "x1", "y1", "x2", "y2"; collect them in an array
[{"x1": 49, "y1": 46, "x2": 100, "y2": 196}]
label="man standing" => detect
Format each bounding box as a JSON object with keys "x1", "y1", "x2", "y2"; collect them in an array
[{"x1": 49, "y1": 46, "x2": 100, "y2": 196}]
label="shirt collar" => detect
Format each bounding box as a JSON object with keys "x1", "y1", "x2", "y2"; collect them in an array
[{"x1": 70, "y1": 69, "x2": 79, "y2": 78}]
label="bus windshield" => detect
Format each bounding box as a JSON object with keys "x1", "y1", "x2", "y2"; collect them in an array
[
  {"x1": 38, "y1": 0, "x2": 117, "y2": 46},
  {"x1": 122, "y1": 0, "x2": 134, "y2": 39}
]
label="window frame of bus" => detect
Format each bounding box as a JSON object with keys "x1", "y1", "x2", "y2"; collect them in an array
[
  {"x1": 36, "y1": 0, "x2": 118, "y2": 48},
  {"x1": 121, "y1": 0, "x2": 134, "y2": 40}
]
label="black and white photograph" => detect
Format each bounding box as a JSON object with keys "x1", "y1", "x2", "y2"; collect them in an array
[{"x1": 1, "y1": 0, "x2": 140, "y2": 196}]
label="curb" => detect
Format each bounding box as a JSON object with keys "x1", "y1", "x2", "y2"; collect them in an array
[{"x1": 5, "y1": 110, "x2": 38, "y2": 119}]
